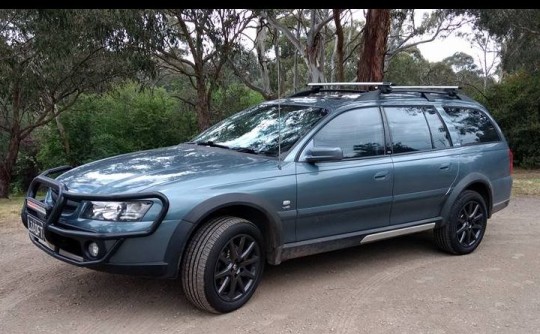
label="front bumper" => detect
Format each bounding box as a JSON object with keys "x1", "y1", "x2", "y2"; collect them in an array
[{"x1": 22, "y1": 166, "x2": 172, "y2": 277}]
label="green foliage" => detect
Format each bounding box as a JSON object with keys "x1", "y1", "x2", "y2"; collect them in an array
[
  {"x1": 37, "y1": 82, "x2": 197, "y2": 169},
  {"x1": 0, "y1": 9, "x2": 157, "y2": 197},
  {"x1": 10, "y1": 137, "x2": 40, "y2": 194},
  {"x1": 485, "y1": 71, "x2": 540, "y2": 168},
  {"x1": 385, "y1": 48, "x2": 487, "y2": 97},
  {"x1": 385, "y1": 48, "x2": 429, "y2": 85},
  {"x1": 212, "y1": 83, "x2": 264, "y2": 122}
]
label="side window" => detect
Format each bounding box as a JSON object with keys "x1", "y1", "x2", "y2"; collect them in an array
[
  {"x1": 312, "y1": 107, "x2": 385, "y2": 159},
  {"x1": 443, "y1": 107, "x2": 501, "y2": 145},
  {"x1": 384, "y1": 106, "x2": 433, "y2": 153},
  {"x1": 424, "y1": 107, "x2": 452, "y2": 149}
]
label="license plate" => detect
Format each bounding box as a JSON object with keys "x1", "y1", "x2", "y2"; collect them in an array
[{"x1": 28, "y1": 215, "x2": 46, "y2": 242}]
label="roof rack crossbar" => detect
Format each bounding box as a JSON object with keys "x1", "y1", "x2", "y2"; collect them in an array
[
  {"x1": 378, "y1": 85, "x2": 461, "y2": 100},
  {"x1": 308, "y1": 82, "x2": 385, "y2": 87}
]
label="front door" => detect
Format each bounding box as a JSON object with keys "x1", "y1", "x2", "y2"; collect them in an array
[{"x1": 295, "y1": 107, "x2": 393, "y2": 241}]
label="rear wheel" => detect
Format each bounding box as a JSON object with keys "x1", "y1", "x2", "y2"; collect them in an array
[
  {"x1": 434, "y1": 190, "x2": 488, "y2": 255},
  {"x1": 181, "y1": 216, "x2": 265, "y2": 313}
]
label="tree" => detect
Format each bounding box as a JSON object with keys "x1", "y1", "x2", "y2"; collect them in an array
[
  {"x1": 227, "y1": 18, "x2": 279, "y2": 100},
  {"x1": 442, "y1": 52, "x2": 485, "y2": 96},
  {"x1": 443, "y1": 52, "x2": 478, "y2": 73},
  {"x1": 485, "y1": 71, "x2": 540, "y2": 167},
  {"x1": 150, "y1": 9, "x2": 253, "y2": 131},
  {"x1": 460, "y1": 9, "x2": 540, "y2": 74},
  {"x1": 261, "y1": 9, "x2": 334, "y2": 83},
  {"x1": 367, "y1": 9, "x2": 469, "y2": 84},
  {"x1": 385, "y1": 47, "x2": 429, "y2": 85},
  {"x1": 386, "y1": 10, "x2": 469, "y2": 66},
  {"x1": 37, "y1": 82, "x2": 196, "y2": 169},
  {"x1": 469, "y1": 30, "x2": 500, "y2": 92},
  {"x1": 332, "y1": 9, "x2": 345, "y2": 82},
  {"x1": 0, "y1": 9, "x2": 154, "y2": 198},
  {"x1": 357, "y1": 9, "x2": 391, "y2": 82}
]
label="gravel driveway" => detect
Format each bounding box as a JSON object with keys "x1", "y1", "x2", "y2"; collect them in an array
[{"x1": 1, "y1": 196, "x2": 539, "y2": 333}]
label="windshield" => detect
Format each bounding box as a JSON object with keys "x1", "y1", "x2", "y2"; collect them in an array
[{"x1": 192, "y1": 103, "x2": 327, "y2": 157}]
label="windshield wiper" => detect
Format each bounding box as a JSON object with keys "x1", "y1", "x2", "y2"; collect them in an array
[{"x1": 195, "y1": 141, "x2": 230, "y2": 150}]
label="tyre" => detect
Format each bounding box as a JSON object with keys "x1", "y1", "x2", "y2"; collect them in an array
[
  {"x1": 434, "y1": 190, "x2": 488, "y2": 255},
  {"x1": 181, "y1": 216, "x2": 265, "y2": 313}
]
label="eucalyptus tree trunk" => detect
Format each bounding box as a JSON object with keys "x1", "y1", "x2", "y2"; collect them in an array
[
  {"x1": 357, "y1": 9, "x2": 391, "y2": 83},
  {"x1": 0, "y1": 134, "x2": 20, "y2": 198},
  {"x1": 333, "y1": 9, "x2": 345, "y2": 82}
]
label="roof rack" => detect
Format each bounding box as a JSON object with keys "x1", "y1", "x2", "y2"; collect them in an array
[
  {"x1": 288, "y1": 82, "x2": 464, "y2": 101},
  {"x1": 307, "y1": 82, "x2": 386, "y2": 87}
]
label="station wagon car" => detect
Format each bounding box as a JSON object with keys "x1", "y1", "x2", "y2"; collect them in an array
[{"x1": 22, "y1": 83, "x2": 513, "y2": 313}]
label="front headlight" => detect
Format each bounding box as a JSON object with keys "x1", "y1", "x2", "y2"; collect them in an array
[{"x1": 81, "y1": 201, "x2": 153, "y2": 222}]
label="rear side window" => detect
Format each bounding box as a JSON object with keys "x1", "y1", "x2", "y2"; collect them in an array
[
  {"x1": 313, "y1": 107, "x2": 385, "y2": 159},
  {"x1": 443, "y1": 107, "x2": 501, "y2": 145},
  {"x1": 385, "y1": 106, "x2": 435, "y2": 153}
]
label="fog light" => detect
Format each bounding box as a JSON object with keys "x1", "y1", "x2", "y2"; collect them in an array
[{"x1": 88, "y1": 242, "x2": 100, "y2": 257}]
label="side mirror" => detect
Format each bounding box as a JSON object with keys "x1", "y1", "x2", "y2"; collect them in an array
[{"x1": 305, "y1": 147, "x2": 343, "y2": 163}]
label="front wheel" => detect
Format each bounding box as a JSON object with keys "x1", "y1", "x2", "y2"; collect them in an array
[
  {"x1": 434, "y1": 190, "x2": 488, "y2": 255},
  {"x1": 181, "y1": 216, "x2": 265, "y2": 313}
]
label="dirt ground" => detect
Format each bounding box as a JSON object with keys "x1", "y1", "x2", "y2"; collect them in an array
[{"x1": 1, "y1": 197, "x2": 539, "y2": 334}]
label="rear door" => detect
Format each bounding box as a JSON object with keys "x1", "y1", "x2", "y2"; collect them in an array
[
  {"x1": 295, "y1": 107, "x2": 393, "y2": 241},
  {"x1": 383, "y1": 105, "x2": 459, "y2": 225}
]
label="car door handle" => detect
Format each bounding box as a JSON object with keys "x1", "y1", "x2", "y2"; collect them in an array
[
  {"x1": 439, "y1": 163, "x2": 451, "y2": 170},
  {"x1": 374, "y1": 171, "x2": 389, "y2": 180}
]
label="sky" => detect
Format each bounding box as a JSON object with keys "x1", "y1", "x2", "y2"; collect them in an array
[{"x1": 417, "y1": 25, "x2": 477, "y2": 62}]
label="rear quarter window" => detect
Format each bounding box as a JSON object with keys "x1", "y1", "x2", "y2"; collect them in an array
[{"x1": 442, "y1": 107, "x2": 501, "y2": 146}]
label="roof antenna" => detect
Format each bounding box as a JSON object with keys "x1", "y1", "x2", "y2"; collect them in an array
[{"x1": 277, "y1": 30, "x2": 282, "y2": 170}]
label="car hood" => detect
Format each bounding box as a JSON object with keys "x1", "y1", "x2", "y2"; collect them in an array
[{"x1": 56, "y1": 144, "x2": 271, "y2": 194}]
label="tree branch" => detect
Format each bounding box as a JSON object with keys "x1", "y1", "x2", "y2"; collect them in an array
[
  {"x1": 20, "y1": 90, "x2": 82, "y2": 138},
  {"x1": 313, "y1": 11, "x2": 335, "y2": 36},
  {"x1": 261, "y1": 11, "x2": 305, "y2": 57},
  {"x1": 226, "y1": 58, "x2": 275, "y2": 100},
  {"x1": 172, "y1": 95, "x2": 196, "y2": 107}
]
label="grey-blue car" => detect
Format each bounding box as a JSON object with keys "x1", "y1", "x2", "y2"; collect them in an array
[{"x1": 22, "y1": 84, "x2": 513, "y2": 313}]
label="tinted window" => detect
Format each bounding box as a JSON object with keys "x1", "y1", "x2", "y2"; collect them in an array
[
  {"x1": 443, "y1": 107, "x2": 501, "y2": 145},
  {"x1": 424, "y1": 108, "x2": 452, "y2": 149},
  {"x1": 385, "y1": 107, "x2": 432, "y2": 153},
  {"x1": 313, "y1": 108, "x2": 385, "y2": 159}
]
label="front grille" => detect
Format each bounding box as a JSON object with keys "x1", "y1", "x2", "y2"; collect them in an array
[{"x1": 49, "y1": 189, "x2": 80, "y2": 216}]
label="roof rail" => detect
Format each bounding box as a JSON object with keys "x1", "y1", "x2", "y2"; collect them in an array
[{"x1": 288, "y1": 82, "x2": 390, "y2": 98}]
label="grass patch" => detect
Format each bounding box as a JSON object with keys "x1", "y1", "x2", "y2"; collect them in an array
[
  {"x1": 0, "y1": 196, "x2": 24, "y2": 223},
  {"x1": 512, "y1": 168, "x2": 540, "y2": 197}
]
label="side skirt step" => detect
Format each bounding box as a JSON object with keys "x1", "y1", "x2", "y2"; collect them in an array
[
  {"x1": 361, "y1": 223, "x2": 435, "y2": 244},
  {"x1": 278, "y1": 220, "x2": 438, "y2": 263}
]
